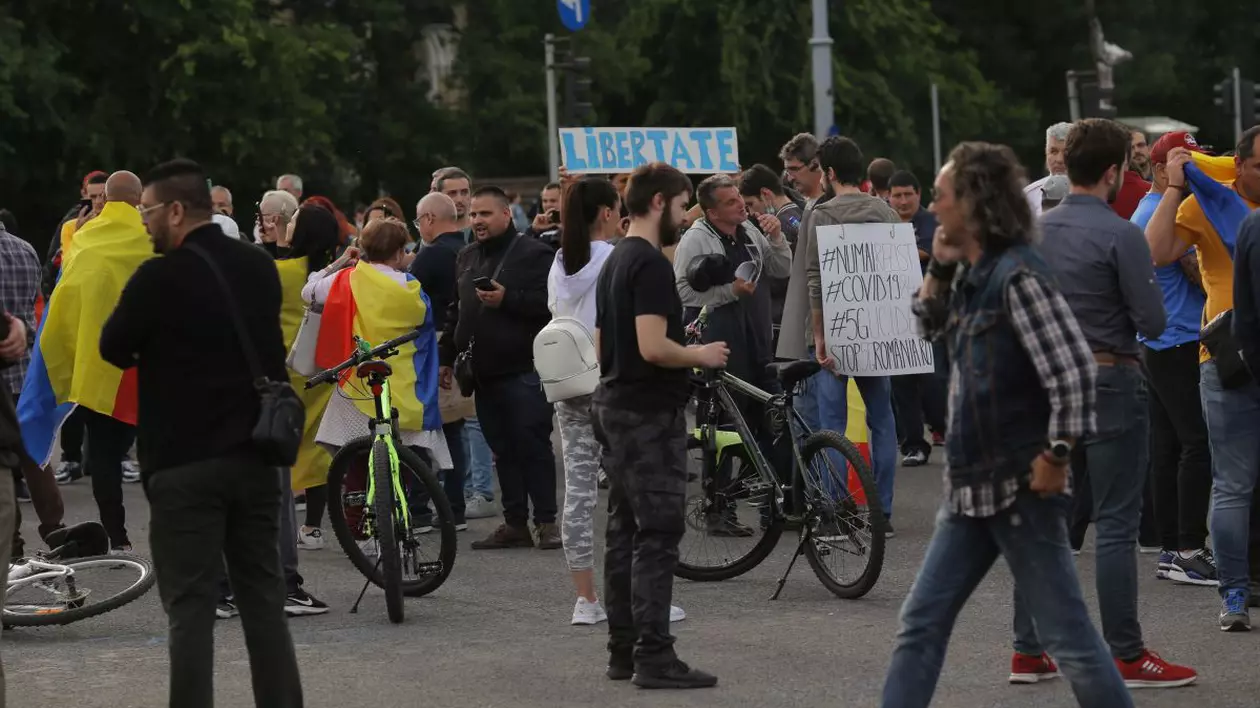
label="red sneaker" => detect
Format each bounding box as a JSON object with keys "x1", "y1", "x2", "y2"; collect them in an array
[
  {"x1": 1009, "y1": 652, "x2": 1059, "y2": 684},
  {"x1": 931, "y1": 431, "x2": 945, "y2": 446},
  {"x1": 1114, "y1": 650, "x2": 1197, "y2": 688}
]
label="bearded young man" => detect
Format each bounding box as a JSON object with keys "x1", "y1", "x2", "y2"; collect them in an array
[{"x1": 592, "y1": 162, "x2": 728, "y2": 689}]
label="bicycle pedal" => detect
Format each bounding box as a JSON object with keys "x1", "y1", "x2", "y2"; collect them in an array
[{"x1": 411, "y1": 561, "x2": 444, "y2": 576}]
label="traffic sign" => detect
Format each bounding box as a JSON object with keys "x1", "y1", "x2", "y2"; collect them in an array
[{"x1": 557, "y1": 0, "x2": 589, "y2": 31}]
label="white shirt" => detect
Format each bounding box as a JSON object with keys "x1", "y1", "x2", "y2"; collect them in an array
[
  {"x1": 302, "y1": 261, "x2": 407, "y2": 305},
  {"x1": 1024, "y1": 176, "x2": 1050, "y2": 219}
]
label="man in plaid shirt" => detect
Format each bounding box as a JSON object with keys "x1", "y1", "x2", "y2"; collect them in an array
[
  {"x1": 881, "y1": 142, "x2": 1132, "y2": 708},
  {"x1": 0, "y1": 220, "x2": 65, "y2": 555}
]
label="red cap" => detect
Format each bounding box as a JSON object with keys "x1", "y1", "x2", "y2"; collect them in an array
[
  {"x1": 80, "y1": 170, "x2": 107, "y2": 190},
  {"x1": 1150, "y1": 132, "x2": 1208, "y2": 165}
]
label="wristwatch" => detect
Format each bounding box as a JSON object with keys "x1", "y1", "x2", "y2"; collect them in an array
[{"x1": 1046, "y1": 439, "x2": 1073, "y2": 463}]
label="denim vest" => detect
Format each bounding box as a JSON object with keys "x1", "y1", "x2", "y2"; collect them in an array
[{"x1": 945, "y1": 244, "x2": 1053, "y2": 489}]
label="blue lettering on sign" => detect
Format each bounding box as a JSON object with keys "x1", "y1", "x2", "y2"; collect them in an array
[{"x1": 558, "y1": 127, "x2": 740, "y2": 174}]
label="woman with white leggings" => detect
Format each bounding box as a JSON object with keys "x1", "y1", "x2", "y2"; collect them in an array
[{"x1": 549, "y1": 177, "x2": 685, "y2": 626}]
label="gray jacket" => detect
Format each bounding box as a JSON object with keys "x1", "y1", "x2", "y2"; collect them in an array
[
  {"x1": 777, "y1": 193, "x2": 901, "y2": 360},
  {"x1": 672, "y1": 218, "x2": 793, "y2": 309}
]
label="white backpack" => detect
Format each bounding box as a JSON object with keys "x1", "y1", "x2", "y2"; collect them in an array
[{"x1": 534, "y1": 316, "x2": 600, "y2": 403}]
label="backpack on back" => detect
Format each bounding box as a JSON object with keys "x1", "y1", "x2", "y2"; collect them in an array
[{"x1": 533, "y1": 316, "x2": 600, "y2": 402}]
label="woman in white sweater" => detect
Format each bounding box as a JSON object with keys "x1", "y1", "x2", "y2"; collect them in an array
[{"x1": 549, "y1": 177, "x2": 688, "y2": 627}]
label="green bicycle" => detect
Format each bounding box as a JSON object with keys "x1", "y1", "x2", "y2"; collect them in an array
[{"x1": 306, "y1": 328, "x2": 457, "y2": 623}]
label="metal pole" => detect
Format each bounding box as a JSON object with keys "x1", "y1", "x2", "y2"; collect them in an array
[
  {"x1": 1234, "y1": 66, "x2": 1244, "y2": 143},
  {"x1": 1066, "y1": 71, "x2": 1081, "y2": 122},
  {"x1": 930, "y1": 83, "x2": 942, "y2": 174},
  {"x1": 809, "y1": 0, "x2": 834, "y2": 138},
  {"x1": 545, "y1": 34, "x2": 559, "y2": 182}
]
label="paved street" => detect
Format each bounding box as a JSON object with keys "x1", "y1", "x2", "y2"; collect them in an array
[{"x1": 7, "y1": 454, "x2": 1258, "y2": 708}]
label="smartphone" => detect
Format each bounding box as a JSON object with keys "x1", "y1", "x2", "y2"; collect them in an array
[
  {"x1": 547, "y1": 209, "x2": 561, "y2": 225},
  {"x1": 77, "y1": 198, "x2": 92, "y2": 213},
  {"x1": 473, "y1": 276, "x2": 496, "y2": 291}
]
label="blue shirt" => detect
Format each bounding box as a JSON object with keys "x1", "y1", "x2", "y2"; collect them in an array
[{"x1": 1132, "y1": 193, "x2": 1205, "y2": 350}]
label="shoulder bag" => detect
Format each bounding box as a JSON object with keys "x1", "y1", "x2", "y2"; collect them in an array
[
  {"x1": 453, "y1": 235, "x2": 521, "y2": 396},
  {"x1": 286, "y1": 303, "x2": 322, "y2": 376},
  {"x1": 187, "y1": 243, "x2": 305, "y2": 467}
]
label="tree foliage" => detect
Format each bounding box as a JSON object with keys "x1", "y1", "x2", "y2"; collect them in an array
[{"x1": 3, "y1": 0, "x2": 1259, "y2": 253}]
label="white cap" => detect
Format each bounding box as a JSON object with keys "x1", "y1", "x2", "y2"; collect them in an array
[{"x1": 212, "y1": 213, "x2": 241, "y2": 240}]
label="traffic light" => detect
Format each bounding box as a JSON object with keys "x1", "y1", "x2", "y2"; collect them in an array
[
  {"x1": 1079, "y1": 81, "x2": 1117, "y2": 119},
  {"x1": 563, "y1": 54, "x2": 594, "y2": 126},
  {"x1": 1241, "y1": 79, "x2": 1258, "y2": 131}
]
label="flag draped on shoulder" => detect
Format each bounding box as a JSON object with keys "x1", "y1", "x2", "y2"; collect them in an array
[
  {"x1": 1186, "y1": 153, "x2": 1250, "y2": 255},
  {"x1": 314, "y1": 261, "x2": 441, "y2": 433},
  {"x1": 276, "y1": 257, "x2": 334, "y2": 491},
  {"x1": 18, "y1": 203, "x2": 155, "y2": 465}
]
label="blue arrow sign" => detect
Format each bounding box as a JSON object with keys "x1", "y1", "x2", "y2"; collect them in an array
[{"x1": 557, "y1": 0, "x2": 590, "y2": 31}]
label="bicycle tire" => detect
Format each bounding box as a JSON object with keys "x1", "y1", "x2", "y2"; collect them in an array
[
  {"x1": 372, "y1": 438, "x2": 405, "y2": 623},
  {"x1": 799, "y1": 430, "x2": 886, "y2": 599},
  {"x1": 675, "y1": 444, "x2": 785, "y2": 582},
  {"x1": 326, "y1": 437, "x2": 457, "y2": 599},
  {"x1": 3, "y1": 554, "x2": 156, "y2": 627}
]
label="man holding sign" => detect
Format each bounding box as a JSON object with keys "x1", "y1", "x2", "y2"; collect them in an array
[{"x1": 778, "y1": 136, "x2": 902, "y2": 533}]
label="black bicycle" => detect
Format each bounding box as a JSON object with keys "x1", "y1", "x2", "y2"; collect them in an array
[
  {"x1": 307, "y1": 329, "x2": 457, "y2": 622},
  {"x1": 677, "y1": 307, "x2": 886, "y2": 600}
]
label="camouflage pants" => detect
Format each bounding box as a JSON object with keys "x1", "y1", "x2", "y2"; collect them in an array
[
  {"x1": 592, "y1": 400, "x2": 687, "y2": 667},
  {"x1": 556, "y1": 396, "x2": 600, "y2": 571}
]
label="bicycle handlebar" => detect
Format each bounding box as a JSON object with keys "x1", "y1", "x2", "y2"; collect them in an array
[{"x1": 305, "y1": 327, "x2": 424, "y2": 389}]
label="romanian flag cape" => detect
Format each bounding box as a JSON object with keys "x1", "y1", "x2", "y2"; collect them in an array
[
  {"x1": 313, "y1": 262, "x2": 441, "y2": 433},
  {"x1": 18, "y1": 203, "x2": 155, "y2": 465},
  {"x1": 1186, "y1": 152, "x2": 1250, "y2": 255},
  {"x1": 276, "y1": 257, "x2": 335, "y2": 491}
]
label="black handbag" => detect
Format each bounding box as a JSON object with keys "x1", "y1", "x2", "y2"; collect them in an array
[
  {"x1": 187, "y1": 243, "x2": 305, "y2": 467},
  {"x1": 453, "y1": 235, "x2": 521, "y2": 396},
  {"x1": 1201, "y1": 309, "x2": 1253, "y2": 389}
]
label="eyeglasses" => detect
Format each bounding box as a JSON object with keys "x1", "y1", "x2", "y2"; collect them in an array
[
  {"x1": 138, "y1": 202, "x2": 169, "y2": 220},
  {"x1": 413, "y1": 214, "x2": 434, "y2": 231}
]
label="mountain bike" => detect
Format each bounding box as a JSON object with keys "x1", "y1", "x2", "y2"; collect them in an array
[
  {"x1": 4, "y1": 522, "x2": 155, "y2": 627},
  {"x1": 307, "y1": 328, "x2": 457, "y2": 623},
  {"x1": 679, "y1": 308, "x2": 886, "y2": 599}
]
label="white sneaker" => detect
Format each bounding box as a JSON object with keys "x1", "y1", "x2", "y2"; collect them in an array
[
  {"x1": 571, "y1": 597, "x2": 608, "y2": 626},
  {"x1": 121, "y1": 460, "x2": 141, "y2": 484},
  {"x1": 670, "y1": 605, "x2": 686, "y2": 623},
  {"x1": 357, "y1": 537, "x2": 379, "y2": 558},
  {"x1": 464, "y1": 494, "x2": 497, "y2": 519},
  {"x1": 297, "y1": 527, "x2": 325, "y2": 551}
]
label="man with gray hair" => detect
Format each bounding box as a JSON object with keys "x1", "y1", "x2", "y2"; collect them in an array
[
  {"x1": 255, "y1": 189, "x2": 299, "y2": 246},
  {"x1": 276, "y1": 174, "x2": 303, "y2": 200},
  {"x1": 211, "y1": 186, "x2": 233, "y2": 216},
  {"x1": 1024, "y1": 122, "x2": 1072, "y2": 217},
  {"x1": 779, "y1": 133, "x2": 825, "y2": 206}
]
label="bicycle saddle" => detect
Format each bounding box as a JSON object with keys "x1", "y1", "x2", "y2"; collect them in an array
[
  {"x1": 766, "y1": 360, "x2": 821, "y2": 391},
  {"x1": 356, "y1": 360, "x2": 393, "y2": 379},
  {"x1": 44, "y1": 521, "x2": 110, "y2": 559}
]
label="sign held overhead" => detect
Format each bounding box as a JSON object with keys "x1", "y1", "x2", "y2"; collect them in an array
[{"x1": 559, "y1": 127, "x2": 740, "y2": 174}]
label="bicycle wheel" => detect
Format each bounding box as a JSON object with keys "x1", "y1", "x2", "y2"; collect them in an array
[
  {"x1": 799, "y1": 430, "x2": 886, "y2": 599},
  {"x1": 371, "y1": 438, "x2": 405, "y2": 623},
  {"x1": 326, "y1": 437, "x2": 458, "y2": 599},
  {"x1": 676, "y1": 440, "x2": 784, "y2": 582},
  {"x1": 4, "y1": 554, "x2": 156, "y2": 627}
]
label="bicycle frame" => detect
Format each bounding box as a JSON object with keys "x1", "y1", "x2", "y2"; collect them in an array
[
  {"x1": 7, "y1": 559, "x2": 80, "y2": 609},
  {"x1": 362, "y1": 371, "x2": 411, "y2": 532}
]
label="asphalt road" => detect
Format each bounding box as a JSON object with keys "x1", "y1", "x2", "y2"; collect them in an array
[{"x1": 6, "y1": 453, "x2": 1257, "y2": 708}]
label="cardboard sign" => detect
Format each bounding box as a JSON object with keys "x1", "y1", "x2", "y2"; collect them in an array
[
  {"x1": 816, "y1": 222, "x2": 934, "y2": 376},
  {"x1": 559, "y1": 127, "x2": 739, "y2": 174}
]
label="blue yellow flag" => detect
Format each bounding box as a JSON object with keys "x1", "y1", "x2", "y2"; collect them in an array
[
  {"x1": 18, "y1": 203, "x2": 155, "y2": 465},
  {"x1": 1186, "y1": 153, "x2": 1249, "y2": 255}
]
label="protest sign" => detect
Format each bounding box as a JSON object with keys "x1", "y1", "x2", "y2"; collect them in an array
[
  {"x1": 559, "y1": 127, "x2": 739, "y2": 174},
  {"x1": 816, "y1": 222, "x2": 934, "y2": 376}
]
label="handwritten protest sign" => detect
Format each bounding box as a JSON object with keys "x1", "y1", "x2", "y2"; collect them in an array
[
  {"x1": 559, "y1": 127, "x2": 739, "y2": 174},
  {"x1": 816, "y1": 222, "x2": 934, "y2": 376}
]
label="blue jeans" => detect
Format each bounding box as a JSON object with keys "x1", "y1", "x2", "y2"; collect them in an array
[
  {"x1": 883, "y1": 493, "x2": 1131, "y2": 708},
  {"x1": 1012, "y1": 364, "x2": 1147, "y2": 659},
  {"x1": 1200, "y1": 360, "x2": 1260, "y2": 596},
  {"x1": 462, "y1": 416, "x2": 495, "y2": 500},
  {"x1": 802, "y1": 351, "x2": 897, "y2": 519}
]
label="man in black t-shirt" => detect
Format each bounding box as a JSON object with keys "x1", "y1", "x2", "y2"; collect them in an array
[{"x1": 593, "y1": 163, "x2": 728, "y2": 690}]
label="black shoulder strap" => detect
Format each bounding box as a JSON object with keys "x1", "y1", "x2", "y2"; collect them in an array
[
  {"x1": 185, "y1": 242, "x2": 265, "y2": 383},
  {"x1": 491, "y1": 235, "x2": 522, "y2": 281}
]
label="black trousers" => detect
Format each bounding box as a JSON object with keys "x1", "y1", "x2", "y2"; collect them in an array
[
  {"x1": 60, "y1": 407, "x2": 85, "y2": 464},
  {"x1": 1142, "y1": 343, "x2": 1212, "y2": 550},
  {"x1": 891, "y1": 372, "x2": 947, "y2": 457},
  {"x1": 593, "y1": 401, "x2": 686, "y2": 668},
  {"x1": 147, "y1": 454, "x2": 303, "y2": 708},
  {"x1": 475, "y1": 372, "x2": 557, "y2": 527},
  {"x1": 80, "y1": 408, "x2": 136, "y2": 547}
]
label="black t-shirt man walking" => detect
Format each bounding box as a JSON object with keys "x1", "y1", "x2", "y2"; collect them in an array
[{"x1": 592, "y1": 162, "x2": 727, "y2": 690}]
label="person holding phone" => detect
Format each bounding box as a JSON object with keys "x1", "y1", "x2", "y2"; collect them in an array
[{"x1": 527, "y1": 181, "x2": 565, "y2": 250}]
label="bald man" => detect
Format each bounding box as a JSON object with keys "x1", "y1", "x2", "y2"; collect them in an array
[{"x1": 104, "y1": 170, "x2": 143, "y2": 207}]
